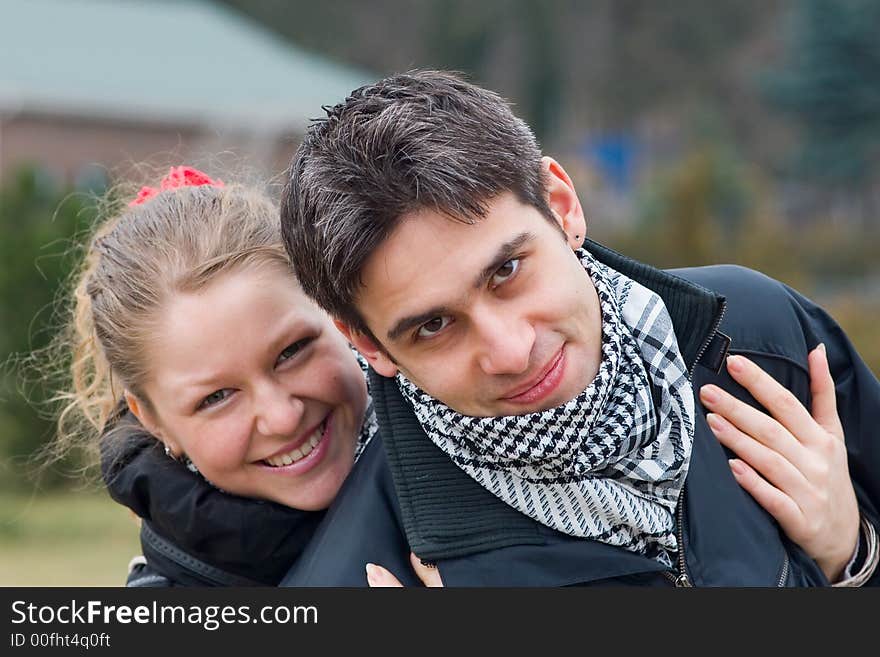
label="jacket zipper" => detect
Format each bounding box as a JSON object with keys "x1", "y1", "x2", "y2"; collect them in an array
[
  {"x1": 663, "y1": 489, "x2": 693, "y2": 587},
  {"x1": 665, "y1": 299, "x2": 729, "y2": 587},
  {"x1": 689, "y1": 300, "x2": 728, "y2": 379},
  {"x1": 776, "y1": 553, "x2": 790, "y2": 586},
  {"x1": 668, "y1": 299, "x2": 790, "y2": 587}
]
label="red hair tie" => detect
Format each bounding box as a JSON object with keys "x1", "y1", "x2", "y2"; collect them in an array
[{"x1": 128, "y1": 166, "x2": 225, "y2": 207}]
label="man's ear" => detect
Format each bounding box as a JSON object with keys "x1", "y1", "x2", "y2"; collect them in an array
[
  {"x1": 333, "y1": 319, "x2": 399, "y2": 378},
  {"x1": 542, "y1": 156, "x2": 587, "y2": 250}
]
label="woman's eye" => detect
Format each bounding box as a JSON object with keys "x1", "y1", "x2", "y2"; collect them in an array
[
  {"x1": 491, "y1": 258, "x2": 520, "y2": 286},
  {"x1": 276, "y1": 338, "x2": 312, "y2": 366},
  {"x1": 417, "y1": 316, "x2": 452, "y2": 339},
  {"x1": 198, "y1": 388, "x2": 233, "y2": 410}
]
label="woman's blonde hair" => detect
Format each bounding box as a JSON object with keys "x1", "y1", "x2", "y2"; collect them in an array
[{"x1": 51, "y1": 178, "x2": 290, "y2": 464}]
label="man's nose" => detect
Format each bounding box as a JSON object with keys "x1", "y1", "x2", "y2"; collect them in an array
[
  {"x1": 474, "y1": 309, "x2": 534, "y2": 376},
  {"x1": 254, "y1": 385, "x2": 305, "y2": 438}
]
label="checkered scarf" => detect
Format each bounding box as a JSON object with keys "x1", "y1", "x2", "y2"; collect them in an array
[
  {"x1": 354, "y1": 349, "x2": 379, "y2": 460},
  {"x1": 396, "y1": 249, "x2": 694, "y2": 565}
]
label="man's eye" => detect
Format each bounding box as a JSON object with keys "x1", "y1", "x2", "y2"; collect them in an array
[
  {"x1": 198, "y1": 389, "x2": 233, "y2": 410},
  {"x1": 417, "y1": 316, "x2": 452, "y2": 339},
  {"x1": 276, "y1": 338, "x2": 312, "y2": 366},
  {"x1": 491, "y1": 258, "x2": 520, "y2": 286}
]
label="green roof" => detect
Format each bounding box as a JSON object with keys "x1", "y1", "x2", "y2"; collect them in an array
[{"x1": 0, "y1": 0, "x2": 373, "y2": 130}]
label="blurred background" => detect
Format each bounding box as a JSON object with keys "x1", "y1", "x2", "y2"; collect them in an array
[{"x1": 1, "y1": 0, "x2": 878, "y2": 585}]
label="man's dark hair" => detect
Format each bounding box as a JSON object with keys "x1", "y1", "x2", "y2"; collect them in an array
[{"x1": 281, "y1": 70, "x2": 553, "y2": 337}]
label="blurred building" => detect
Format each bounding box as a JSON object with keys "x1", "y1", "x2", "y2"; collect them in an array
[{"x1": 0, "y1": 0, "x2": 371, "y2": 187}]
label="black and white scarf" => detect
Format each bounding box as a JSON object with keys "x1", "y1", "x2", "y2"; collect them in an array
[
  {"x1": 354, "y1": 350, "x2": 379, "y2": 460},
  {"x1": 396, "y1": 249, "x2": 694, "y2": 565}
]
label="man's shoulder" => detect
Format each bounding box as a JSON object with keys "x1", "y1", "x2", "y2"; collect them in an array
[
  {"x1": 668, "y1": 264, "x2": 811, "y2": 363},
  {"x1": 668, "y1": 263, "x2": 789, "y2": 303}
]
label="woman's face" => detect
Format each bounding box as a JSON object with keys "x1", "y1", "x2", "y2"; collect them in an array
[{"x1": 133, "y1": 263, "x2": 367, "y2": 511}]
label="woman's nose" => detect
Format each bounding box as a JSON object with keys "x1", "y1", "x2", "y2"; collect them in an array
[{"x1": 254, "y1": 386, "x2": 305, "y2": 438}]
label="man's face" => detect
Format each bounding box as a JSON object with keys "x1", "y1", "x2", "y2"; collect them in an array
[{"x1": 347, "y1": 161, "x2": 603, "y2": 417}]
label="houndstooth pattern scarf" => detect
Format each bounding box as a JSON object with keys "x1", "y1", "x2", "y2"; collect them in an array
[
  {"x1": 396, "y1": 248, "x2": 694, "y2": 565},
  {"x1": 353, "y1": 349, "x2": 379, "y2": 460}
]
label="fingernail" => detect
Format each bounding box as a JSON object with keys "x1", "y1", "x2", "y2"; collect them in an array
[
  {"x1": 365, "y1": 563, "x2": 379, "y2": 584},
  {"x1": 729, "y1": 459, "x2": 747, "y2": 477},
  {"x1": 818, "y1": 342, "x2": 826, "y2": 355},
  {"x1": 726, "y1": 355, "x2": 744, "y2": 373},
  {"x1": 706, "y1": 412, "x2": 724, "y2": 431},
  {"x1": 700, "y1": 385, "x2": 719, "y2": 405}
]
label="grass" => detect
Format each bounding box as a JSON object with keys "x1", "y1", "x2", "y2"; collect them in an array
[{"x1": 0, "y1": 489, "x2": 141, "y2": 586}]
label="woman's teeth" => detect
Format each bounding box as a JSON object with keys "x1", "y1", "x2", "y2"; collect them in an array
[{"x1": 264, "y1": 421, "x2": 325, "y2": 467}]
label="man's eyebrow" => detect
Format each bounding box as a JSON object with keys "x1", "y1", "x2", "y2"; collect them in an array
[
  {"x1": 385, "y1": 231, "x2": 535, "y2": 343},
  {"x1": 473, "y1": 232, "x2": 535, "y2": 289},
  {"x1": 387, "y1": 305, "x2": 453, "y2": 342}
]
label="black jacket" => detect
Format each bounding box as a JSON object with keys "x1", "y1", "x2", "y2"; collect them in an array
[
  {"x1": 281, "y1": 240, "x2": 879, "y2": 587},
  {"x1": 102, "y1": 418, "x2": 325, "y2": 587}
]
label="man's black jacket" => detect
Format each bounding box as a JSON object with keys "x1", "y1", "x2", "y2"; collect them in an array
[{"x1": 281, "y1": 241, "x2": 879, "y2": 587}]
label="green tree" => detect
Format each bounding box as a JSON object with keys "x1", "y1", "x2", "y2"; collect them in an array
[
  {"x1": 765, "y1": 0, "x2": 880, "y2": 198},
  {"x1": 0, "y1": 168, "x2": 97, "y2": 491}
]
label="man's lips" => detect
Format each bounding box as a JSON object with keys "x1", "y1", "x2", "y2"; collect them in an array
[{"x1": 500, "y1": 346, "x2": 566, "y2": 405}]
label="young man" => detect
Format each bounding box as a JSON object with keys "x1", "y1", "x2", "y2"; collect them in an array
[{"x1": 279, "y1": 71, "x2": 879, "y2": 586}]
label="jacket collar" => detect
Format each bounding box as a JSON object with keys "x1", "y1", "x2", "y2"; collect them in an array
[
  {"x1": 582, "y1": 238, "x2": 726, "y2": 371},
  {"x1": 374, "y1": 240, "x2": 726, "y2": 562}
]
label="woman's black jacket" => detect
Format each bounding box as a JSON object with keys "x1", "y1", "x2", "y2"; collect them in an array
[{"x1": 102, "y1": 421, "x2": 325, "y2": 587}]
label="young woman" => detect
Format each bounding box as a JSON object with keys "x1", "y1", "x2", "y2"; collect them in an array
[{"x1": 54, "y1": 167, "x2": 387, "y2": 585}]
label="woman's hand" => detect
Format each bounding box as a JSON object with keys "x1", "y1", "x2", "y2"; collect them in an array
[
  {"x1": 699, "y1": 345, "x2": 859, "y2": 582},
  {"x1": 366, "y1": 552, "x2": 444, "y2": 587}
]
